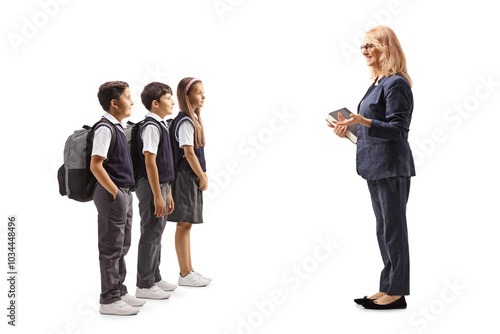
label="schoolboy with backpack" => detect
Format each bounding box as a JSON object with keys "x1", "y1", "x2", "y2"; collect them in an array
[
  {"x1": 131, "y1": 82, "x2": 178, "y2": 300},
  {"x1": 90, "y1": 81, "x2": 144, "y2": 316}
]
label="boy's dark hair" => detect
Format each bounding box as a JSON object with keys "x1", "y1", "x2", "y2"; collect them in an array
[
  {"x1": 97, "y1": 81, "x2": 129, "y2": 111},
  {"x1": 141, "y1": 82, "x2": 173, "y2": 111}
]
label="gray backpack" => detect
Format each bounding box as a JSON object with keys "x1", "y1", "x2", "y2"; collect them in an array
[{"x1": 57, "y1": 118, "x2": 116, "y2": 202}]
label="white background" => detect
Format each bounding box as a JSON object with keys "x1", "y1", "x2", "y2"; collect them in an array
[{"x1": 1, "y1": 0, "x2": 499, "y2": 333}]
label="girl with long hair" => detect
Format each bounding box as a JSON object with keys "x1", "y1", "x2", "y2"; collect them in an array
[{"x1": 168, "y1": 77, "x2": 211, "y2": 287}]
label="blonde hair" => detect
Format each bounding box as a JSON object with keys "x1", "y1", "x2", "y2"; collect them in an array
[{"x1": 365, "y1": 26, "x2": 412, "y2": 88}]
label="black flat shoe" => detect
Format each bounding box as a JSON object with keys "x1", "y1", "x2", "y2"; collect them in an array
[
  {"x1": 363, "y1": 296, "x2": 407, "y2": 310},
  {"x1": 354, "y1": 296, "x2": 375, "y2": 305}
]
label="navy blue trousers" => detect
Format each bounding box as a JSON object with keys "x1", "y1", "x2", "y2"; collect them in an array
[{"x1": 367, "y1": 176, "x2": 410, "y2": 295}]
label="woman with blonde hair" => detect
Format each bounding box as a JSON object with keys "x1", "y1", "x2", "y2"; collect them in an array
[{"x1": 330, "y1": 26, "x2": 415, "y2": 309}]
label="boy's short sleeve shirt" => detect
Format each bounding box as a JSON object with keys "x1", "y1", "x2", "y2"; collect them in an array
[
  {"x1": 178, "y1": 114, "x2": 198, "y2": 148},
  {"x1": 141, "y1": 112, "x2": 168, "y2": 155},
  {"x1": 91, "y1": 112, "x2": 121, "y2": 159}
]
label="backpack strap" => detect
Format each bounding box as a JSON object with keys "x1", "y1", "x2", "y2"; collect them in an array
[
  {"x1": 139, "y1": 116, "x2": 163, "y2": 144},
  {"x1": 92, "y1": 117, "x2": 117, "y2": 157},
  {"x1": 174, "y1": 116, "x2": 204, "y2": 147},
  {"x1": 172, "y1": 116, "x2": 196, "y2": 170},
  {"x1": 174, "y1": 116, "x2": 194, "y2": 142},
  {"x1": 165, "y1": 118, "x2": 173, "y2": 130}
]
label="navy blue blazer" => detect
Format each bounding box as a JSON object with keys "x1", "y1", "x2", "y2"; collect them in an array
[{"x1": 356, "y1": 74, "x2": 416, "y2": 180}]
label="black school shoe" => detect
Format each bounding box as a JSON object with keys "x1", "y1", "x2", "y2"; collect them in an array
[
  {"x1": 363, "y1": 295, "x2": 407, "y2": 310},
  {"x1": 354, "y1": 296, "x2": 375, "y2": 305}
]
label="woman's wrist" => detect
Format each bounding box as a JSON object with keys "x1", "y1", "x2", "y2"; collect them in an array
[{"x1": 361, "y1": 116, "x2": 372, "y2": 128}]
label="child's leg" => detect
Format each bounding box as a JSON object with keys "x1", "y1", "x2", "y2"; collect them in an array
[
  {"x1": 187, "y1": 230, "x2": 192, "y2": 271},
  {"x1": 94, "y1": 184, "x2": 132, "y2": 304},
  {"x1": 136, "y1": 179, "x2": 168, "y2": 288},
  {"x1": 175, "y1": 222, "x2": 192, "y2": 276},
  {"x1": 119, "y1": 189, "x2": 133, "y2": 296}
]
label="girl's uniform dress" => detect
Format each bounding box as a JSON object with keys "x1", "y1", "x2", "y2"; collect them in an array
[{"x1": 168, "y1": 111, "x2": 206, "y2": 224}]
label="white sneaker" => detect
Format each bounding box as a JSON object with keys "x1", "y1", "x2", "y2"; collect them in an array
[
  {"x1": 121, "y1": 293, "x2": 146, "y2": 307},
  {"x1": 193, "y1": 269, "x2": 212, "y2": 282},
  {"x1": 155, "y1": 279, "x2": 178, "y2": 291},
  {"x1": 99, "y1": 300, "x2": 139, "y2": 316},
  {"x1": 135, "y1": 285, "x2": 171, "y2": 299},
  {"x1": 178, "y1": 271, "x2": 210, "y2": 287}
]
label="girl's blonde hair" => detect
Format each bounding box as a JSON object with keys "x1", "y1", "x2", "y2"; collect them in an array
[
  {"x1": 365, "y1": 26, "x2": 412, "y2": 88},
  {"x1": 176, "y1": 77, "x2": 205, "y2": 148}
]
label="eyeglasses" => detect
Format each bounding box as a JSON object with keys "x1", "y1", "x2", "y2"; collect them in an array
[{"x1": 360, "y1": 43, "x2": 374, "y2": 53}]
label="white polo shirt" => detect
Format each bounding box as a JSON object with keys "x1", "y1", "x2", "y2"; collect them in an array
[
  {"x1": 141, "y1": 112, "x2": 169, "y2": 155},
  {"x1": 178, "y1": 114, "x2": 201, "y2": 148},
  {"x1": 91, "y1": 112, "x2": 124, "y2": 159}
]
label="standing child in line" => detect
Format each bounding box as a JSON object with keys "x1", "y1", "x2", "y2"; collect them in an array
[
  {"x1": 135, "y1": 82, "x2": 178, "y2": 299},
  {"x1": 90, "y1": 81, "x2": 144, "y2": 316},
  {"x1": 168, "y1": 77, "x2": 211, "y2": 287}
]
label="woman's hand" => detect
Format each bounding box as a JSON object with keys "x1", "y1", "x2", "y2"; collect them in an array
[
  {"x1": 337, "y1": 112, "x2": 371, "y2": 128},
  {"x1": 327, "y1": 112, "x2": 348, "y2": 138}
]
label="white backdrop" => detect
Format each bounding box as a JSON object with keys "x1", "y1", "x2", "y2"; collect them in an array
[{"x1": 1, "y1": 0, "x2": 499, "y2": 333}]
